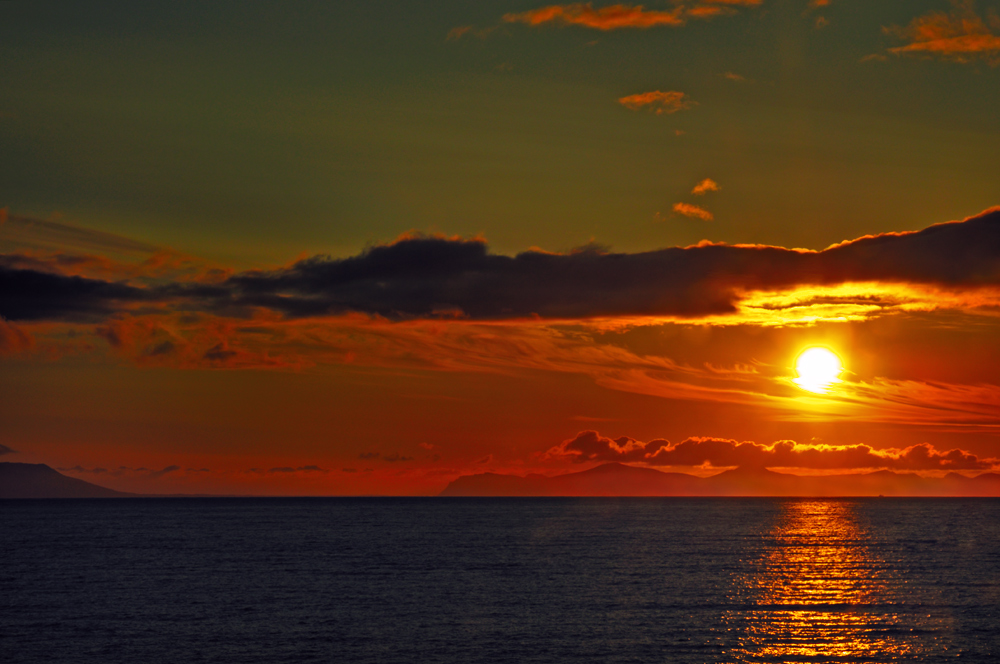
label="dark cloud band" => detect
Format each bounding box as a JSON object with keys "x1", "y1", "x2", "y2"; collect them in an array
[{"x1": 2, "y1": 208, "x2": 998, "y2": 322}]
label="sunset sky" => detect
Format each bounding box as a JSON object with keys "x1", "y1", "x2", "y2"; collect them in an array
[{"x1": 1, "y1": 0, "x2": 999, "y2": 495}]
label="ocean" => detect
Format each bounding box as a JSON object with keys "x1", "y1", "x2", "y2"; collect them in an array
[{"x1": 2, "y1": 498, "x2": 998, "y2": 663}]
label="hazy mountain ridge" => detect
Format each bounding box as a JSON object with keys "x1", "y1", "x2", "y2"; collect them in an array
[
  {"x1": 6, "y1": 461, "x2": 999, "y2": 498},
  {"x1": 440, "y1": 463, "x2": 1000, "y2": 497},
  {"x1": 0, "y1": 462, "x2": 136, "y2": 498}
]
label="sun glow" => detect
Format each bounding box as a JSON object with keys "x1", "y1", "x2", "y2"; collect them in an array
[{"x1": 794, "y1": 347, "x2": 843, "y2": 394}]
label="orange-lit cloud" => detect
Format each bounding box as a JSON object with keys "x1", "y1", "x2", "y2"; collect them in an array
[
  {"x1": 0, "y1": 317, "x2": 33, "y2": 355},
  {"x1": 447, "y1": 25, "x2": 474, "y2": 40},
  {"x1": 618, "y1": 90, "x2": 695, "y2": 113},
  {"x1": 888, "y1": 0, "x2": 1000, "y2": 65},
  {"x1": 691, "y1": 178, "x2": 721, "y2": 195},
  {"x1": 94, "y1": 313, "x2": 298, "y2": 370},
  {"x1": 545, "y1": 430, "x2": 998, "y2": 470},
  {"x1": 26, "y1": 302, "x2": 989, "y2": 434},
  {"x1": 446, "y1": 24, "x2": 498, "y2": 41},
  {"x1": 1, "y1": 213, "x2": 229, "y2": 285},
  {"x1": 673, "y1": 202, "x2": 714, "y2": 220},
  {"x1": 503, "y1": 4, "x2": 685, "y2": 30},
  {"x1": 686, "y1": 1, "x2": 762, "y2": 19},
  {"x1": 502, "y1": 2, "x2": 762, "y2": 30}
]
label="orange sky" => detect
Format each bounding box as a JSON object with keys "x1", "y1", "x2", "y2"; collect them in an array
[
  {"x1": 3, "y1": 208, "x2": 1000, "y2": 494},
  {"x1": 1, "y1": 1, "x2": 999, "y2": 495}
]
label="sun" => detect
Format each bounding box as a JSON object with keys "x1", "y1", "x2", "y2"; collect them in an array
[{"x1": 794, "y1": 347, "x2": 843, "y2": 394}]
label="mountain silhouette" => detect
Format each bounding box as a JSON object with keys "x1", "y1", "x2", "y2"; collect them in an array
[
  {"x1": 0, "y1": 463, "x2": 136, "y2": 498},
  {"x1": 440, "y1": 463, "x2": 1000, "y2": 497}
]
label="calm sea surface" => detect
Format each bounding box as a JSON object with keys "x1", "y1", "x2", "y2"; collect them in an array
[{"x1": 2, "y1": 498, "x2": 999, "y2": 663}]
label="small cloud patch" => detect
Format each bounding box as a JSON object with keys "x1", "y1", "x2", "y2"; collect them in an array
[
  {"x1": 618, "y1": 90, "x2": 695, "y2": 114},
  {"x1": 673, "y1": 202, "x2": 714, "y2": 221}
]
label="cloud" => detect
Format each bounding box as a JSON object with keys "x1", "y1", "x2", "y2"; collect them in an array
[
  {"x1": 59, "y1": 464, "x2": 197, "y2": 478},
  {"x1": 221, "y1": 207, "x2": 1000, "y2": 320},
  {"x1": 887, "y1": 0, "x2": 1000, "y2": 65},
  {"x1": 502, "y1": 1, "x2": 762, "y2": 29},
  {"x1": 92, "y1": 313, "x2": 292, "y2": 370},
  {"x1": 1, "y1": 213, "x2": 160, "y2": 257},
  {"x1": 0, "y1": 317, "x2": 33, "y2": 355},
  {"x1": 686, "y1": 0, "x2": 762, "y2": 19},
  {"x1": 672, "y1": 202, "x2": 714, "y2": 221},
  {"x1": 503, "y1": 4, "x2": 685, "y2": 30},
  {"x1": 545, "y1": 430, "x2": 997, "y2": 470},
  {"x1": 3, "y1": 208, "x2": 999, "y2": 325},
  {"x1": 691, "y1": 178, "x2": 721, "y2": 195},
  {"x1": 0, "y1": 266, "x2": 153, "y2": 322},
  {"x1": 59, "y1": 465, "x2": 109, "y2": 474},
  {"x1": 148, "y1": 465, "x2": 181, "y2": 479},
  {"x1": 269, "y1": 465, "x2": 327, "y2": 473},
  {"x1": 722, "y1": 71, "x2": 746, "y2": 81},
  {"x1": 618, "y1": 90, "x2": 695, "y2": 114},
  {"x1": 447, "y1": 25, "x2": 474, "y2": 40},
  {"x1": 1, "y1": 213, "x2": 230, "y2": 287},
  {"x1": 0, "y1": 444, "x2": 18, "y2": 455}
]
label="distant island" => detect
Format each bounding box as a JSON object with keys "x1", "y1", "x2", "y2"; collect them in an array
[
  {"x1": 0, "y1": 463, "x2": 136, "y2": 498},
  {"x1": 440, "y1": 462, "x2": 1000, "y2": 497}
]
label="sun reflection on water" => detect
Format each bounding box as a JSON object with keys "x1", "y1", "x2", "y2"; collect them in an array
[{"x1": 724, "y1": 500, "x2": 950, "y2": 663}]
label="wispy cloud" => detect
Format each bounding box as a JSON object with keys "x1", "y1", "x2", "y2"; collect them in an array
[
  {"x1": 618, "y1": 90, "x2": 695, "y2": 114},
  {"x1": 502, "y1": 1, "x2": 761, "y2": 30},
  {"x1": 0, "y1": 317, "x2": 33, "y2": 355},
  {"x1": 148, "y1": 465, "x2": 181, "y2": 479},
  {"x1": 269, "y1": 465, "x2": 328, "y2": 473},
  {"x1": 503, "y1": 4, "x2": 685, "y2": 30},
  {"x1": 1, "y1": 214, "x2": 159, "y2": 257},
  {"x1": 887, "y1": 0, "x2": 1000, "y2": 65},
  {"x1": 0, "y1": 444, "x2": 17, "y2": 456},
  {"x1": 446, "y1": 25, "x2": 474, "y2": 40},
  {"x1": 672, "y1": 202, "x2": 714, "y2": 220}
]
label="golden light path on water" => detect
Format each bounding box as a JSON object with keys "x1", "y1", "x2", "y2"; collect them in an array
[{"x1": 723, "y1": 501, "x2": 950, "y2": 663}]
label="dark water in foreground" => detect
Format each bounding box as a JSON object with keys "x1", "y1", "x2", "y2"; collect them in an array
[{"x1": 2, "y1": 499, "x2": 999, "y2": 664}]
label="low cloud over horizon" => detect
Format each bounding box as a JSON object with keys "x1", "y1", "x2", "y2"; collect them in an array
[{"x1": 546, "y1": 430, "x2": 998, "y2": 472}]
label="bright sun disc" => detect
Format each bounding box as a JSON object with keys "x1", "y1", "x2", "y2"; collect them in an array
[{"x1": 794, "y1": 347, "x2": 843, "y2": 394}]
